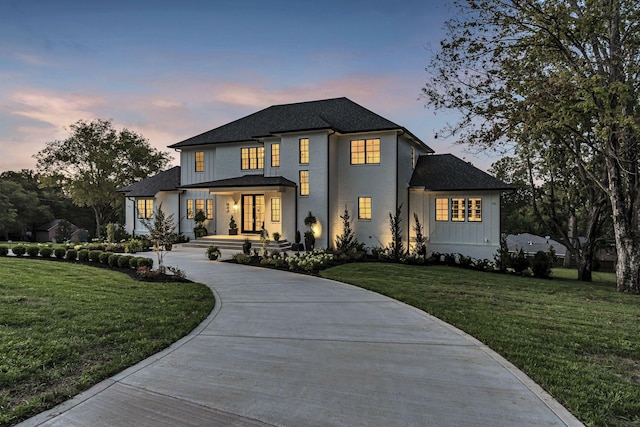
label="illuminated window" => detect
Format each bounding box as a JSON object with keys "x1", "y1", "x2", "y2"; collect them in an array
[
  {"x1": 195, "y1": 151, "x2": 204, "y2": 172},
  {"x1": 206, "y1": 199, "x2": 214, "y2": 220},
  {"x1": 451, "y1": 198, "x2": 466, "y2": 222},
  {"x1": 195, "y1": 199, "x2": 205, "y2": 219},
  {"x1": 435, "y1": 198, "x2": 449, "y2": 221},
  {"x1": 350, "y1": 139, "x2": 380, "y2": 164},
  {"x1": 358, "y1": 197, "x2": 372, "y2": 220},
  {"x1": 241, "y1": 147, "x2": 264, "y2": 170},
  {"x1": 186, "y1": 199, "x2": 194, "y2": 219},
  {"x1": 271, "y1": 143, "x2": 280, "y2": 167},
  {"x1": 137, "y1": 199, "x2": 154, "y2": 219},
  {"x1": 299, "y1": 138, "x2": 309, "y2": 164},
  {"x1": 299, "y1": 170, "x2": 309, "y2": 196},
  {"x1": 271, "y1": 197, "x2": 281, "y2": 222},
  {"x1": 468, "y1": 198, "x2": 482, "y2": 222}
]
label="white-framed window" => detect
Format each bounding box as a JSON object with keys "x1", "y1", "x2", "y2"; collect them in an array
[
  {"x1": 137, "y1": 199, "x2": 154, "y2": 219},
  {"x1": 241, "y1": 147, "x2": 264, "y2": 170},
  {"x1": 271, "y1": 143, "x2": 280, "y2": 167},
  {"x1": 271, "y1": 197, "x2": 281, "y2": 222},
  {"x1": 435, "y1": 198, "x2": 449, "y2": 221},
  {"x1": 195, "y1": 151, "x2": 204, "y2": 172},
  {"x1": 350, "y1": 138, "x2": 381, "y2": 164},
  {"x1": 299, "y1": 170, "x2": 309, "y2": 196},
  {"x1": 299, "y1": 138, "x2": 309, "y2": 164},
  {"x1": 468, "y1": 198, "x2": 482, "y2": 222},
  {"x1": 358, "y1": 197, "x2": 372, "y2": 220}
]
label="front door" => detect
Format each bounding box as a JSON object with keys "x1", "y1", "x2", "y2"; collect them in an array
[{"x1": 242, "y1": 194, "x2": 265, "y2": 233}]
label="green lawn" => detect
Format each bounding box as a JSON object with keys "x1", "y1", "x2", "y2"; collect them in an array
[
  {"x1": 0, "y1": 258, "x2": 214, "y2": 426},
  {"x1": 321, "y1": 264, "x2": 640, "y2": 427}
]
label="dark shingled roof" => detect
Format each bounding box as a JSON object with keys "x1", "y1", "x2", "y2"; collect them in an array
[
  {"x1": 168, "y1": 97, "x2": 432, "y2": 152},
  {"x1": 409, "y1": 154, "x2": 512, "y2": 191},
  {"x1": 180, "y1": 175, "x2": 297, "y2": 189},
  {"x1": 118, "y1": 166, "x2": 181, "y2": 197}
]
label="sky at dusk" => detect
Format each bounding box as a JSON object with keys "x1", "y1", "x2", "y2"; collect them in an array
[{"x1": 0, "y1": 0, "x2": 500, "y2": 173}]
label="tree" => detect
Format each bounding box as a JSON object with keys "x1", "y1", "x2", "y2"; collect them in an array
[
  {"x1": 388, "y1": 204, "x2": 405, "y2": 262},
  {"x1": 335, "y1": 206, "x2": 358, "y2": 252},
  {"x1": 140, "y1": 203, "x2": 177, "y2": 272},
  {"x1": 35, "y1": 119, "x2": 171, "y2": 238},
  {"x1": 423, "y1": 1, "x2": 640, "y2": 292},
  {"x1": 0, "y1": 181, "x2": 18, "y2": 240}
]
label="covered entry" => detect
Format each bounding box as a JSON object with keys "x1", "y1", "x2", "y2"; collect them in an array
[{"x1": 242, "y1": 194, "x2": 265, "y2": 233}]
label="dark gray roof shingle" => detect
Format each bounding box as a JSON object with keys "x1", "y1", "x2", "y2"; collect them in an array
[
  {"x1": 168, "y1": 97, "x2": 432, "y2": 151},
  {"x1": 180, "y1": 175, "x2": 296, "y2": 189},
  {"x1": 409, "y1": 154, "x2": 511, "y2": 191},
  {"x1": 118, "y1": 166, "x2": 181, "y2": 197}
]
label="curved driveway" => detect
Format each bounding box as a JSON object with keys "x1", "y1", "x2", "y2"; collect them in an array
[{"x1": 21, "y1": 246, "x2": 583, "y2": 426}]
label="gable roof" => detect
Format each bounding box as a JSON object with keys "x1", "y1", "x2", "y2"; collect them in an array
[
  {"x1": 168, "y1": 97, "x2": 432, "y2": 151},
  {"x1": 409, "y1": 154, "x2": 512, "y2": 191},
  {"x1": 118, "y1": 166, "x2": 181, "y2": 197}
]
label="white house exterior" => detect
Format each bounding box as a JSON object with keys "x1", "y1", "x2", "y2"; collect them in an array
[{"x1": 120, "y1": 97, "x2": 510, "y2": 259}]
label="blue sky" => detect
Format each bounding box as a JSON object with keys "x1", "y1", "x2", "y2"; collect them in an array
[{"x1": 0, "y1": 0, "x2": 498, "y2": 173}]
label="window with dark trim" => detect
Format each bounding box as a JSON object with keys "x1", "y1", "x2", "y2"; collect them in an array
[
  {"x1": 299, "y1": 138, "x2": 309, "y2": 164},
  {"x1": 299, "y1": 170, "x2": 309, "y2": 196},
  {"x1": 271, "y1": 197, "x2": 281, "y2": 222},
  {"x1": 241, "y1": 147, "x2": 264, "y2": 170},
  {"x1": 206, "y1": 199, "x2": 214, "y2": 220},
  {"x1": 137, "y1": 199, "x2": 154, "y2": 219},
  {"x1": 451, "y1": 198, "x2": 466, "y2": 222},
  {"x1": 195, "y1": 151, "x2": 204, "y2": 172},
  {"x1": 271, "y1": 143, "x2": 280, "y2": 167},
  {"x1": 350, "y1": 138, "x2": 380, "y2": 164},
  {"x1": 358, "y1": 197, "x2": 372, "y2": 220},
  {"x1": 468, "y1": 198, "x2": 482, "y2": 222},
  {"x1": 186, "y1": 199, "x2": 194, "y2": 219}
]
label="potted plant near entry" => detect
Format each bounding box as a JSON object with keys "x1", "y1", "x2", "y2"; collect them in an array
[
  {"x1": 194, "y1": 210, "x2": 208, "y2": 238},
  {"x1": 229, "y1": 215, "x2": 238, "y2": 235},
  {"x1": 272, "y1": 232, "x2": 281, "y2": 243},
  {"x1": 292, "y1": 230, "x2": 301, "y2": 251},
  {"x1": 304, "y1": 211, "x2": 317, "y2": 250},
  {"x1": 206, "y1": 245, "x2": 221, "y2": 260},
  {"x1": 242, "y1": 238, "x2": 252, "y2": 255}
]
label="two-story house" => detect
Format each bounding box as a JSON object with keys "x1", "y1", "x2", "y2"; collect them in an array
[{"x1": 120, "y1": 97, "x2": 510, "y2": 259}]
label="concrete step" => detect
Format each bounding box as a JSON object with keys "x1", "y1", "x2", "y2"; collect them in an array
[{"x1": 181, "y1": 236, "x2": 292, "y2": 252}]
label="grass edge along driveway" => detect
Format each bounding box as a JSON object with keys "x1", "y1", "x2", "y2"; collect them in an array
[
  {"x1": 321, "y1": 263, "x2": 639, "y2": 427},
  {"x1": 0, "y1": 258, "x2": 214, "y2": 427}
]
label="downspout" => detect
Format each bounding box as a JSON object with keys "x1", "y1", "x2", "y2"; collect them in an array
[
  {"x1": 127, "y1": 196, "x2": 136, "y2": 237},
  {"x1": 327, "y1": 130, "x2": 336, "y2": 249}
]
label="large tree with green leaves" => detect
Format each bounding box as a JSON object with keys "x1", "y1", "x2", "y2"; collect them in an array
[
  {"x1": 35, "y1": 119, "x2": 171, "y2": 237},
  {"x1": 424, "y1": 0, "x2": 640, "y2": 292}
]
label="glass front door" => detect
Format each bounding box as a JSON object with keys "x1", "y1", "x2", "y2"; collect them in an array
[{"x1": 242, "y1": 194, "x2": 265, "y2": 233}]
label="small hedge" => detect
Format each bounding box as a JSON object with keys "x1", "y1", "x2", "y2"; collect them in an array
[
  {"x1": 137, "y1": 258, "x2": 154, "y2": 268},
  {"x1": 65, "y1": 249, "x2": 77, "y2": 261},
  {"x1": 78, "y1": 249, "x2": 90, "y2": 262},
  {"x1": 118, "y1": 255, "x2": 133, "y2": 268},
  {"x1": 54, "y1": 248, "x2": 66, "y2": 259},
  {"x1": 27, "y1": 246, "x2": 40, "y2": 257},
  {"x1": 0, "y1": 246, "x2": 9, "y2": 256},
  {"x1": 129, "y1": 257, "x2": 140, "y2": 269},
  {"x1": 12, "y1": 245, "x2": 26, "y2": 257},
  {"x1": 99, "y1": 252, "x2": 113, "y2": 264},
  {"x1": 89, "y1": 250, "x2": 102, "y2": 262},
  {"x1": 39, "y1": 247, "x2": 54, "y2": 258},
  {"x1": 108, "y1": 254, "x2": 120, "y2": 268}
]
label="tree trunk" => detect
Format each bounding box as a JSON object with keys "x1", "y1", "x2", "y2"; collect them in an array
[{"x1": 563, "y1": 214, "x2": 577, "y2": 268}]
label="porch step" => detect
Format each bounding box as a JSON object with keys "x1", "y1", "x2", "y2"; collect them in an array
[{"x1": 181, "y1": 235, "x2": 292, "y2": 252}]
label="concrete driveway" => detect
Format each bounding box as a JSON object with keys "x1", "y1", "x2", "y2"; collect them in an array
[{"x1": 20, "y1": 246, "x2": 583, "y2": 426}]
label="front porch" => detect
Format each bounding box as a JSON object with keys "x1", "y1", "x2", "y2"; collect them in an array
[{"x1": 181, "y1": 234, "x2": 292, "y2": 252}]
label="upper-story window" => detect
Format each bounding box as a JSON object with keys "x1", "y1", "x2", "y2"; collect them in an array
[
  {"x1": 271, "y1": 143, "x2": 280, "y2": 167},
  {"x1": 241, "y1": 147, "x2": 264, "y2": 170},
  {"x1": 299, "y1": 138, "x2": 309, "y2": 164},
  {"x1": 195, "y1": 151, "x2": 204, "y2": 172},
  {"x1": 350, "y1": 138, "x2": 380, "y2": 164}
]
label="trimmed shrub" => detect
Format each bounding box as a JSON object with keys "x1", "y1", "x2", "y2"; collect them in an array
[
  {"x1": 12, "y1": 245, "x2": 26, "y2": 257},
  {"x1": 89, "y1": 250, "x2": 102, "y2": 262},
  {"x1": 39, "y1": 247, "x2": 54, "y2": 258},
  {"x1": 118, "y1": 255, "x2": 133, "y2": 268},
  {"x1": 99, "y1": 251, "x2": 113, "y2": 264},
  {"x1": 125, "y1": 239, "x2": 142, "y2": 254},
  {"x1": 86, "y1": 243, "x2": 106, "y2": 251},
  {"x1": 511, "y1": 248, "x2": 530, "y2": 274},
  {"x1": 54, "y1": 248, "x2": 66, "y2": 259},
  {"x1": 129, "y1": 256, "x2": 140, "y2": 269},
  {"x1": 65, "y1": 249, "x2": 77, "y2": 261},
  {"x1": 78, "y1": 249, "x2": 90, "y2": 262},
  {"x1": 0, "y1": 246, "x2": 10, "y2": 256},
  {"x1": 27, "y1": 246, "x2": 40, "y2": 257},
  {"x1": 137, "y1": 257, "x2": 154, "y2": 268},
  {"x1": 532, "y1": 250, "x2": 553, "y2": 279},
  {"x1": 108, "y1": 254, "x2": 120, "y2": 268}
]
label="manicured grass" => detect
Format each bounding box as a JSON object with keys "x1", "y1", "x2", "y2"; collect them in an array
[
  {"x1": 321, "y1": 264, "x2": 640, "y2": 427},
  {"x1": 0, "y1": 258, "x2": 214, "y2": 426}
]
